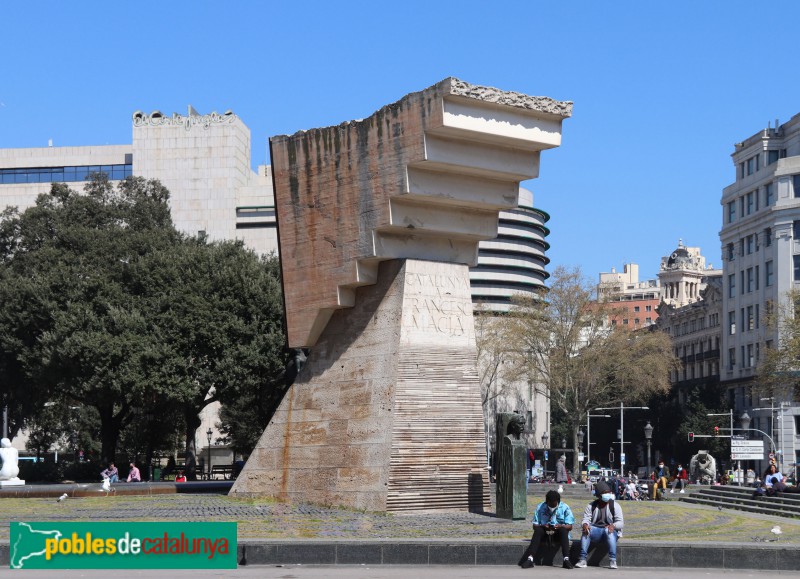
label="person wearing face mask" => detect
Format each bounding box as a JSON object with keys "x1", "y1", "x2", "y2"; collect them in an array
[
  {"x1": 575, "y1": 481, "x2": 624, "y2": 569},
  {"x1": 670, "y1": 464, "x2": 688, "y2": 493},
  {"x1": 518, "y1": 490, "x2": 575, "y2": 569},
  {"x1": 651, "y1": 460, "x2": 670, "y2": 500}
]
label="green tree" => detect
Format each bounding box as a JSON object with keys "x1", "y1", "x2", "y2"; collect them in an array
[
  {"x1": 504, "y1": 265, "x2": 678, "y2": 477},
  {"x1": 0, "y1": 177, "x2": 177, "y2": 458},
  {"x1": 0, "y1": 177, "x2": 286, "y2": 474},
  {"x1": 757, "y1": 290, "x2": 800, "y2": 400}
]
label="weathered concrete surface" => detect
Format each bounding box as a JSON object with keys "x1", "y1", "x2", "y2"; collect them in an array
[
  {"x1": 231, "y1": 259, "x2": 490, "y2": 512},
  {"x1": 235, "y1": 79, "x2": 570, "y2": 513},
  {"x1": 270, "y1": 77, "x2": 572, "y2": 348}
]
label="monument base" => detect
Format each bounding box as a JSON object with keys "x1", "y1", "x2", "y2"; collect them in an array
[
  {"x1": 231, "y1": 259, "x2": 491, "y2": 513},
  {"x1": 0, "y1": 478, "x2": 25, "y2": 487}
]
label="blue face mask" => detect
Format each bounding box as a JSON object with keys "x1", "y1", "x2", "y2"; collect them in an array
[{"x1": 601, "y1": 493, "x2": 614, "y2": 502}]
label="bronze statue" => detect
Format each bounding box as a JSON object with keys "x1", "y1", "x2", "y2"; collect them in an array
[{"x1": 495, "y1": 413, "x2": 527, "y2": 519}]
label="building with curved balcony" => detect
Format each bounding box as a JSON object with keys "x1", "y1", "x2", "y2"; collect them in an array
[{"x1": 471, "y1": 186, "x2": 550, "y2": 312}]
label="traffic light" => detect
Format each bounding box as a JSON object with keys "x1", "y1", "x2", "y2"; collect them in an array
[
  {"x1": 713, "y1": 426, "x2": 720, "y2": 437},
  {"x1": 688, "y1": 432, "x2": 694, "y2": 442}
]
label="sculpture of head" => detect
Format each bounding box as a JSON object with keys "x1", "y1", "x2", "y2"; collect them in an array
[{"x1": 507, "y1": 414, "x2": 526, "y2": 437}]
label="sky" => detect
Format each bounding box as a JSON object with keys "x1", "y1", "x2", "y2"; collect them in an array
[{"x1": 2, "y1": 1, "x2": 799, "y2": 282}]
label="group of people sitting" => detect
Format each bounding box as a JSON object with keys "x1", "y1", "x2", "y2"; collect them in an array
[
  {"x1": 518, "y1": 481, "x2": 623, "y2": 570},
  {"x1": 100, "y1": 462, "x2": 141, "y2": 483}
]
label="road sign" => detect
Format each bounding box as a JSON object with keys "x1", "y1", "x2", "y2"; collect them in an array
[
  {"x1": 731, "y1": 439, "x2": 764, "y2": 460},
  {"x1": 769, "y1": 452, "x2": 775, "y2": 459},
  {"x1": 731, "y1": 440, "x2": 764, "y2": 449},
  {"x1": 621, "y1": 453, "x2": 626, "y2": 465},
  {"x1": 578, "y1": 453, "x2": 585, "y2": 462}
]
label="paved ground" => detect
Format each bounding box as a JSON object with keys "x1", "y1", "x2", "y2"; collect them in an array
[
  {"x1": 0, "y1": 567, "x2": 795, "y2": 578},
  {"x1": 2, "y1": 490, "x2": 799, "y2": 545}
]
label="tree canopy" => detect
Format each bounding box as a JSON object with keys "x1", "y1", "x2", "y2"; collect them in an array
[
  {"x1": 0, "y1": 177, "x2": 286, "y2": 474},
  {"x1": 503, "y1": 265, "x2": 678, "y2": 475}
]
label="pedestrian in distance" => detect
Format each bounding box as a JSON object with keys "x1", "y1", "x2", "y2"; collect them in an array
[
  {"x1": 100, "y1": 462, "x2": 118, "y2": 483},
  {"x1": 651, "y1": 460, "x2": 670, "y2": 500},
  {"x1": 555, "y1": 454, "x2": 569, "y2": 484},
  {"x1": 126, "y1": 462, "x2": 141, "y2": 482},
  {"x1": 575, "y1": 481, "x2": 624, "y2": 569},
  {"x1": 669, "y1": 464, "x2": 688, "y2": 494},
  {"x1": 518, "y1": 490, "x2": 575, "y2": 570}
]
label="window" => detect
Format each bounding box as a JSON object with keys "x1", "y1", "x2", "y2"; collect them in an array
[
  {"x1": 747, "y1": 305, "x2": 754, "y2": 330},
  {"x1": 728, "y1": 347, "x2": 736, "y2": 370},
  {"x1": 728, "y1": 274, "x2": 736, "y2": 298},
  {"x1": 728, "y1": 201, "x2": 736, "y2": 223},
  {"x1": 747, "y1": 267, "x2": 754, "y2": 292},
  {"x1": 746, "y1": 235, "x2": 754, "y2": 254},
  {"x1": 766, "y1": 183, "x2": 774, "y2": 206},
  {"x1": 746, "y1": 192, "x2": 754, "y2": 215},
  {"x1": 739, "y1": 239, "x2": 745, "y2": 256},
  {"x1": 755, "y1": 265, "x2": 760, "y2": 290},
  {"x1": 794, "y1": 220, "x2": 800, "y2": 240},
  {"x1": 0, "y1": 164, "x2": 132, "y2": 184},
  {"x1": 756, "y1": 303, "x2": 760, "y2": 328},
  {"x1": 756, "y1": 342, "x2": 760, "y2": 362},
  {"x1": 765, "y1": 227, "x2": 772, "y2": 247},
  {"x1": 747, "y1": 344, "x2": 754, "y2": 368},
  {"x1": 645, "y1": 317, "x2": 652, "y2": 324},
  {"x1": 768, "y1": 150, "x2": 780, "y2": 165},
  {"x1": 634, "y1": 306, "x2": 640, "y2": 313},
  {"x1": 740, "y1": 162, "x2": 745, "y2": 179},
  {"x1": 728, "y1": 243, "x2": 735, "y2": 261},
  {"x1": 795, "y1": 175, "x2": 800, "y2": 198},
  {"x1": 747, "y1": 157, "x2": 755, "y2": 175},
  {"x1": 728, "y1": 311, "x2": 736, "y2": 335},
  {"x1": 623, "y1": 319, "x2": 629, "y2": 325},
  {"x1": 766, "y1": 260, "x2": 774, "y2": 286},
  {"x1": 646, "y1": 305, "x2": 652, "y2": 312},
  {"x1": 795, "y1": 255, "x2": 800, "y2": 282}
]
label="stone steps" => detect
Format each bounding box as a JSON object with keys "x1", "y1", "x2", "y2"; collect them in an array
[{"x1": 679, "y1": 485, "x2": 800, "y2": 519}]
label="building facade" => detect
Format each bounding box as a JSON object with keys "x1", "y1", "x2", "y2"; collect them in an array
[
  {"x1": 657, "y1": 273, "x2": 722, "y2": 405},
  {"x1": 598, "y1": 263, "x2": 661, "y2": 328},
  {"x1": 720, "y1": 113, "x2": 800, "y2": 475}
]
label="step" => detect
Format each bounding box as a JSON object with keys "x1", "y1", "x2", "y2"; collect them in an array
[{"x1": 680, "y1": 495, "x2": 800, "y2": 519}]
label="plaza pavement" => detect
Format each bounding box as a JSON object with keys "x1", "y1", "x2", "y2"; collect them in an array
[{"x1": 2, "y1": 482, "x2": 800, "y2": 569}]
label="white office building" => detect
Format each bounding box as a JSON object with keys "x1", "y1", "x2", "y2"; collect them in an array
[{"x1": 720, "y1": 113, "x2": 800, "y2": 475}]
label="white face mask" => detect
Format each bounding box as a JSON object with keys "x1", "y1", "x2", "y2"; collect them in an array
[
  {"x1": 601, "y1": 493, "x2": 614, "y2": 502},
  {"x1": 547, "y1": 505, "x2": 557, "y2": 513},
  {"x1": 678, "y1": 467, "x2": 682, "y2": 471}
]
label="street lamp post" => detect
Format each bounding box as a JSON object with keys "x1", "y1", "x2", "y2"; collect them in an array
[
  {"x1": 595, "y1": 402, "x2": 649, "y2": 472},
  {"x1": 644, "y1": 421, "x2": 653, "y2": 478},
  {"x1": 586, "y1": 414, "x2": 611, "y2": 464},
  {"x1": 542, "y1": 431, "x2": 549, "y2": 478},
  {"x1": 206, "y1": 428, "x2": 213, "y2": 481}
]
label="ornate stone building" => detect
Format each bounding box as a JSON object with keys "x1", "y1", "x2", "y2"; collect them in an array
[
  {"x1": 659, "y1": 241, "x2": 720, "y2": 307},
  {"x1": 656, "y1": 273, "x2": 723, "y2": 404}
]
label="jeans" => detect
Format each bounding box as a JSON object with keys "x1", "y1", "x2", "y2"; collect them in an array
[
  {"x1": 580, "y1": 526, "x2": 617, "y2": 561},
  {"x1": 670, "y1": 478, "x2": 686, "y2": 491}
]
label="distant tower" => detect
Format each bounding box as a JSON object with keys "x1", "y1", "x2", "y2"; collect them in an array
[{"x1": 658, "y1": 240, "x2": 715, "y2": 307}]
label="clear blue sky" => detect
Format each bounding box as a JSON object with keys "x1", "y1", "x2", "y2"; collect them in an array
[{"x1": 3, "y1": 1, "x2": 799, "y2": 281}]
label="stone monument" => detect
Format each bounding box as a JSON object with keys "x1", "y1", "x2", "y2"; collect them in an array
[
  {"x1": 690, "y1": 450, "x2": 716, "y2": 484},
  {"x1": 230, "y1": 78, "x2": 571, "y2": 512},
  {"x1": 0, "y1": 437, "x2": 24, "y2": 487},
  {"x1": 495, "y1": 413, "x2": 527, "y2": 519}
]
